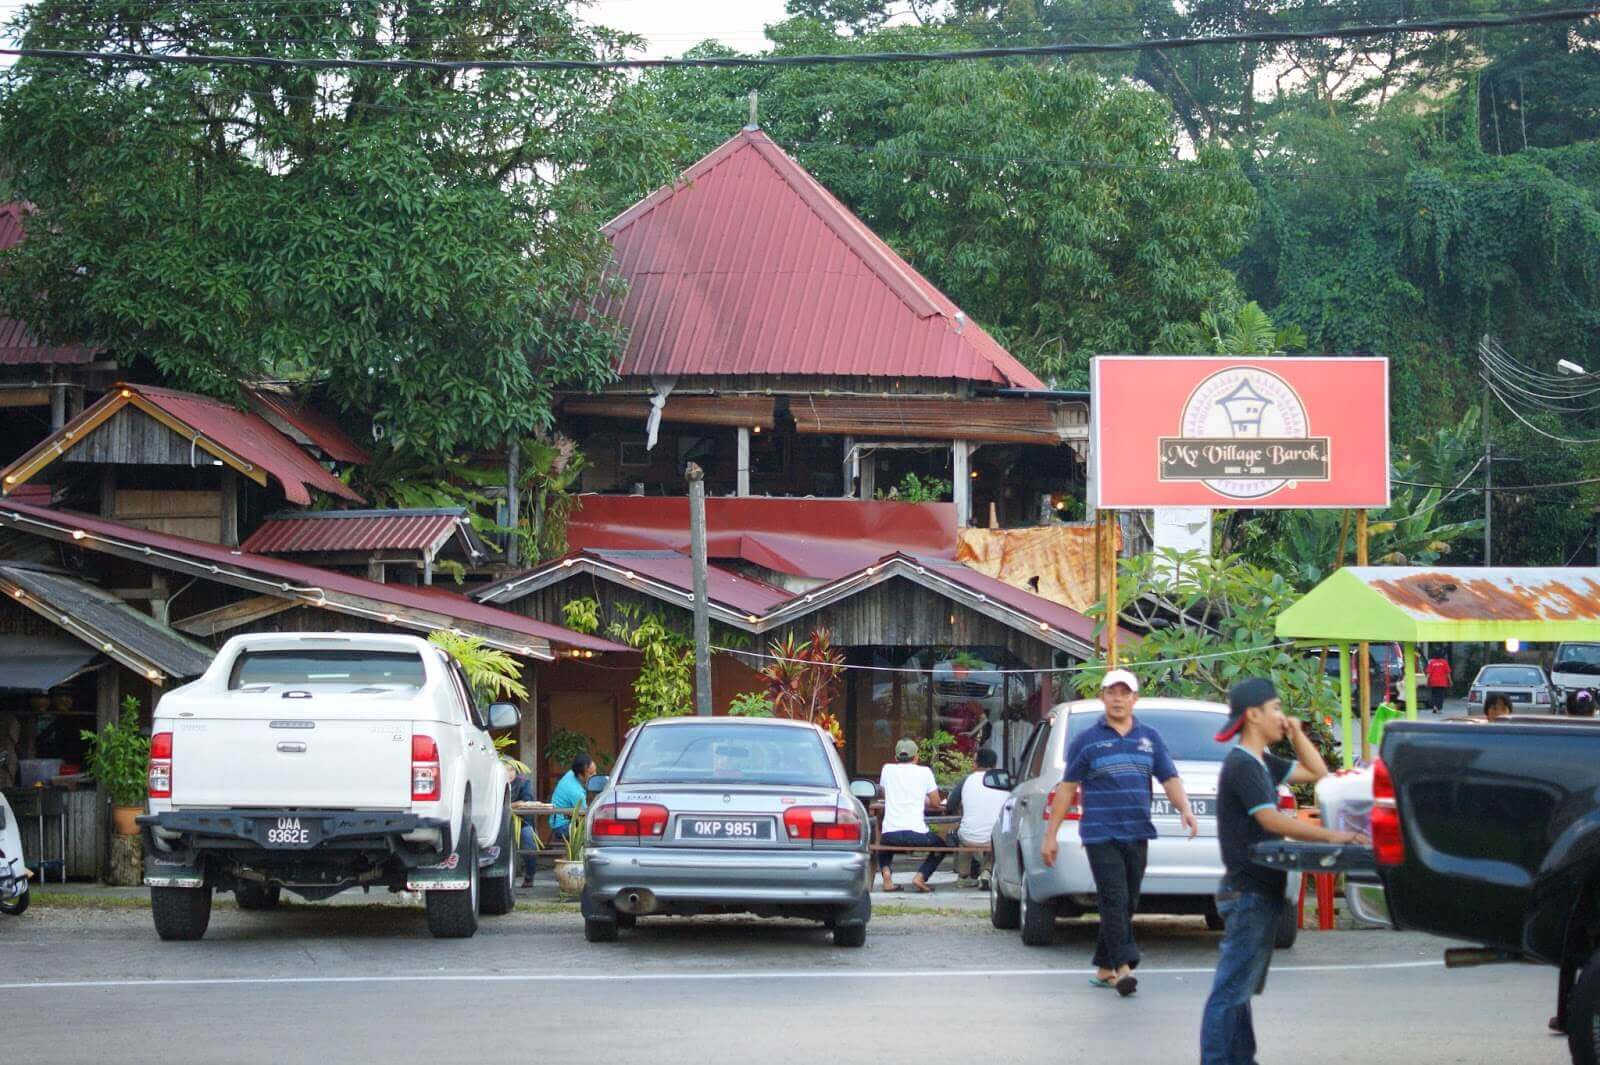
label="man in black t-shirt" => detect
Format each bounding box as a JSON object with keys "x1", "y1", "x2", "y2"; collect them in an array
[{"x1": 1200, "y1": 678, "x2": 1367, "y2": 1065}]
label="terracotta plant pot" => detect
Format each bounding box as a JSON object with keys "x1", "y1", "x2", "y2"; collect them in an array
[
  {"x1": 111, "y1": 805, "x2": 142, "y2": 836},
  {"x1": 554, "y1": 859, "x2": 585, "y2": 897}
]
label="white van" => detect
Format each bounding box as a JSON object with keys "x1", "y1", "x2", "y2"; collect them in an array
[{"x1": 1551, "y1": 642, "x2": 1600, "y2": 712}]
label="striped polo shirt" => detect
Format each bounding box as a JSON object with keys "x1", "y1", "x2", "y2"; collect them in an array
[{"x1": 1063, "y1": 716, "x2": 1179, "y2": 844}]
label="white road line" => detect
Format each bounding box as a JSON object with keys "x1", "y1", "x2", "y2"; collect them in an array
[{"x1": 0, "y1": 960, "x2": 1444, "y2": 992}]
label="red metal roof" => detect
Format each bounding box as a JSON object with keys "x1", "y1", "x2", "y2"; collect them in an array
[
  {"x1": 565, "y1": 495, "x2": 958, "y2": 580},
  {"x1": 478, "y1": 548, "x2": 794, "y2": 617},
  {"x1": 0, "y1": 499, "x2": 624, "y2": 654},
  {"x1": 0, "y1": 203, "x2": 101, "y2": 366},
  {"x1": 601, "y1": 130, "x2": 1045, "y2": 389},
  {"x1": 245, "y1": 388, "x2": 371, "y2": 465},
  {"x1": 242, "y1": 509, "x2": 477, "y2": 557}
]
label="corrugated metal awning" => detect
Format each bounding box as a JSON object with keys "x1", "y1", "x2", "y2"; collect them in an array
[
  {"x1": 0, "y1": 635, "x2": 102, "y2": 692},
  {"x1": 560, "y1": 395, "x2": 775, "y2": 429},
  {"x1": 0, "y1": 564, "x2": 215, "y2": 681},
  {"x1": 242, "y1": 508, "x2": 482, "y2": 558},
  {"x1": 790, "y1": 396, "x2": 1061, "y2": 444}
]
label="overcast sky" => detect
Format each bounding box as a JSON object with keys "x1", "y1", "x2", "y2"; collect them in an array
[{"x1": 0, "y1": 1, "x2": 795, "y2": 62}]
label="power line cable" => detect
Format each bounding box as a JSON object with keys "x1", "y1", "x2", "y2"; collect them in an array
[
  {"x1": 1, "y1": 5, "x2": 1595, "y2": 72},
  {"x1": 1481, "y1": 373, "x2": 1600, "y2": 445}
]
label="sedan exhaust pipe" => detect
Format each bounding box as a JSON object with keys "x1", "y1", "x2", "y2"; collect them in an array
[{"x1": 616, "y1": 888, "x2": 659, "y2": 916}]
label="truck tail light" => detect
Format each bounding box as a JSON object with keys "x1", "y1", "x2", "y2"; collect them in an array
[
  {"x1": 147, "y1": 731, "x2": 172, "y2": 799},
  {"x1": 591, "y1": 803, "x2": 669, "y2": 840},
  {"x1": 411, "y1": 735, "x2": 440, "y2": 801},
  {"x1": 1371, "y1": 757, "x2": 1405, "y2": 866},
  {"x1": 1278, "y1": 789, "x2": 1298, "y2": 812},
  {"x1": 783, "y1": 806, "x2": 863, "y2": 844}
]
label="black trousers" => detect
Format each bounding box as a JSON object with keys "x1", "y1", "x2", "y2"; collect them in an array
[
  {"x1": 1086, "y1": 839, "x2": 1149, "y2": 971},
  {"x1": 878, "y1": 830, "x2": 948, "y2": 880},
  {"x1": 1430, "y1": 686, "x2": 1448, "y2": 712}
]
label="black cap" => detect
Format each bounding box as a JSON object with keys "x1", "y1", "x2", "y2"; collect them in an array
[{"x1": 1217, "y1": 677, "x2": 1279, "y2": 741}]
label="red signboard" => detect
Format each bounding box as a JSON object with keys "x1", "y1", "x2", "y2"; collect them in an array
[{"x1": 1091, "y1": 356, "x2": 1390, "y2": 509}]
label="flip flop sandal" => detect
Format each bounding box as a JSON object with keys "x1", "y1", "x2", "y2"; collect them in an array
[
  {"x1": 1115, "y1": 975, "x2": 1139, "y2": 997},
  {"x1": 1088, "y1": 977, "x2": 1115, "y2": 989},
  {"x1": 881, "y1": 884, "x2": 903, "y2": 892}
]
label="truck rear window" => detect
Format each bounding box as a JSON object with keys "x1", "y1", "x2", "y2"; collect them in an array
[{"x1": 229, "y1": 650, "x2": 426, "y2": 689}]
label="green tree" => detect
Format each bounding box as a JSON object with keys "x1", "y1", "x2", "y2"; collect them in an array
[
  {"x1": 648, "y1": 20, "x2": 1254, "y2": 385},
  {"x1": 0, "y1": 1, "x2": 682, "y2": 460}
]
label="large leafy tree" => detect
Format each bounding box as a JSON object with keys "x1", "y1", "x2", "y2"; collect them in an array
[
  {"x1": 0, "y1": 1, "x2": 682, "y2": 457},
  {"x1": 649, "y1": 19, "x2": 1254, "y2": 385}
]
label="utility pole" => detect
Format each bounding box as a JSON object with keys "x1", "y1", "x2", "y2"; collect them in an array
[
  {"x1": 1357, "y1": 509, "x2": 1372, "y2": 765},
  {"x1": 687, "y1": 462, "x2": 713, "y2": 716},
  {"x1": 505, "y1": 441, "x2": 520, "y2": 569},
  {"x1": 1483, "y1": 379, "x2": 1493, "y2": 567}
]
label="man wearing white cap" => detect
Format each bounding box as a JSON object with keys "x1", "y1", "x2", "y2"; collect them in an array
[{"x1": 1042, "y1": 669, "x2": 1197, "y2": 996}]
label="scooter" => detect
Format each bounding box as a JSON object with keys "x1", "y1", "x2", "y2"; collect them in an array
[{"x1": 0, "y1": 791, "x2": 31, "y2": 915}]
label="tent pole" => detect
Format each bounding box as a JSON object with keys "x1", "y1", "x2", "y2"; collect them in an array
[
  {"x1": 1404, "y1": 641, "x2": 1419, "y2": 723},
  {"x1": 1340, "y1": 644, "x2": 1353, "y2": 769}
]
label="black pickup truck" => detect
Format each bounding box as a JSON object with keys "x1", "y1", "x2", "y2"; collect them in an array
[{"x1": 1367, "y1": 717, "x2": 1600, "y2": 1065}]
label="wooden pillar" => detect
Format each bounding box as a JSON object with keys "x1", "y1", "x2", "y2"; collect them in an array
[
  {"x1": 219, "y1": 469, "x2": 239, "y2": 547},
  {"x1": 98, "y1": 469, "x2": 116, "y2": 518},
  {"x1": 842, "y1": 436, "x2": 856, "y2": 497},
  {"x1": 366, "y1": 560, "x2": 386, "y2": 584},
  {"x1": 1339, "y1": 644, "x2": 1354, "y2": 769},
  {"x1": 518, "y1": 660, "x2": 539, "y2": 776},
  {"x1": 953, "y1": 440, "x2": 971, "y2": 527},
  {"x1": 736, "y1": 427, "x2": 751, "y2": 497},
  {"x1": 48, "y1": 369, "x2": 64, "y2": 430}
]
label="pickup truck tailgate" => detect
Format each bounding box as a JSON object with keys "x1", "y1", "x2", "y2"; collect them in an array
[{"x1": 169, "y1": 690, "x2": 415, "y2": 809}]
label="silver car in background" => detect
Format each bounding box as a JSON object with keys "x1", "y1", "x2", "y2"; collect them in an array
[
  {"x1": 1466, "y1": 663, "x2": 1553, "y2": 714},
  {"x1": 988, "y1": 699, "x2": 1301, "y2": 950},
  {"x1": 580, "y1": 716, "x2": 875, "y2": 946}
]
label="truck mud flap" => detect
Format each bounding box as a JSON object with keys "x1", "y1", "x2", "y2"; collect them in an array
[
  {"x1": 406, "y1": 849, "x2": 470, "y2": 891},
  {"x1": 145, "y1": 854, "x2": 205, "y2": 889}
]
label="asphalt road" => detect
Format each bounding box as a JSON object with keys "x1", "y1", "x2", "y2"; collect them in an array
[{"x1": 1, "y1": 902, "x2": 1565, "y2": 1065}]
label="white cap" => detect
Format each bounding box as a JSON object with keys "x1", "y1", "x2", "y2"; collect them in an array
[{"x1": 1100, "y1": 668, "x2": 1140, "y2": 694}]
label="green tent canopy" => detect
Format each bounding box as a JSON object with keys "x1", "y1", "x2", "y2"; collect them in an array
[{"x1": 1275, "y1": 567, "x2": 1600, "y2": 766}]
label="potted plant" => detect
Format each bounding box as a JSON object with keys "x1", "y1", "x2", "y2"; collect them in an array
[
  {"x1": 79, "y1": 697, "x2": 149, "y2": 835},
  {"x1": 554, "y1": 810, "x2": 586, "y2": 897}
]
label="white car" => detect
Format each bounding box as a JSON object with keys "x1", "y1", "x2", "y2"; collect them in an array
[
  {"x1": 0, "y1": 791, "x2": 28, "y2": 915},
  {"x1": 141, "y1": 633, "x2": 519, "y2": 940},
  {"x1": 988, "y1": 698, "x2": 1302, "y2": 949}
]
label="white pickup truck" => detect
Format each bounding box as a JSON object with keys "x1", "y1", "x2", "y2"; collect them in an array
[{"x1": 139, "y1": 633, "x2": 520, "y2": 940}]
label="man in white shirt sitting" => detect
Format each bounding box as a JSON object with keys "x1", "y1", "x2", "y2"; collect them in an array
[
  {"x1": 878, "y1": 737, "x2": 947, "y2": 893},
  {"x1": 945, "y1": 748, "x2": 1008, "y2": 890}
]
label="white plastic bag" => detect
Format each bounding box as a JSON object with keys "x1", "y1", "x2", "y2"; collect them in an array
[{"x1": 1315, "y1": 767, "x2": 1374, "y2": 838}]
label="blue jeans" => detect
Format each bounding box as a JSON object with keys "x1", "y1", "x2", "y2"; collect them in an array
[
  {"x1": 878, "y1": 830, "x2": 948, "y2": 880},
  {"x1": 1200, "y1": 889, "x2": 1283, "y2": 1065}
]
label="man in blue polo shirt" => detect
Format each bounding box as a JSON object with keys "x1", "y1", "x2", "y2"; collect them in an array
[{"x1": 1042, "y1": 669, "x2": 1197, "y2": 997}]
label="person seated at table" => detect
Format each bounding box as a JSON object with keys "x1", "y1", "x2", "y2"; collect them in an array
[
  {"x1": 945, "y1": 748, "x2": 1007, "y2": 889},
  {"x1": 550, "y1": 753, "x2": 598, "y2": 844},
  {"x1": 878, "y1": 738, "x2": 947, "y2": 893},
  {"x1": 511, "y1": 772, "x2": 538, "y2": 888}
]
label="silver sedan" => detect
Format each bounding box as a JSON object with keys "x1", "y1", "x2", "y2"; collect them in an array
[
  {"x1": 1467, "y1": 663, "x2": 1553, "y2": 714},
  {"x1": 580, "y1": 716, "x2": 875, "y2": 946}
]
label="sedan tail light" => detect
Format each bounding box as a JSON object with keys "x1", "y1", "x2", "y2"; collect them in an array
[
  {"x1": 147, "y1": 731, "x2": 172, "y2": 799},
  {"x1": 1371, "y1": 757, "x2": 1405, "y2": 866},
  {"x1": 1469, "y1": 687, "x2": 1483, "y2": 703},
  {"x1": 783, "y1": 806, "x2": 863, "y2": 844},
  {"x1": 591, "y1": 803, "x2": 670, "y2": 840},
  {"x1": 1044, "y1": 802, "x2": 1082, "y2": 821},
  {"x1": 411, "y1": 735, "x2": 440, "y2": 802},
  {"x1": 1535, "y1": 690, "x2": 1551, "y2": 705}
]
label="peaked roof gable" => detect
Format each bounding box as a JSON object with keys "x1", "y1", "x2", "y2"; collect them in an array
[
  {"x1": 0, "y1": 382, "x2": 362, "y2": 506},
  {"x1": 601, "y1": 129, "x2": 1045, "y2": 388}
]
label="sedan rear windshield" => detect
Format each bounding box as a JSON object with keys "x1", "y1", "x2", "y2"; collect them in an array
[
  {"x1": 618, "y1": 724, "x2": 836, "y2": 788},
  {"x1": 229, "y1": 650, "x2": 426, "y2": 689},
  {"x1": 1478, "y1": 666, "x2": 1544, "y2": 687},
  {"x1": 1065, "y1": 709, "x2": 1235, "y2": 763}
]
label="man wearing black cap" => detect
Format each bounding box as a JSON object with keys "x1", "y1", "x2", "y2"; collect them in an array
[{"x1": 1200, "y1": 677, "x2": 1368, "y2": 1065}]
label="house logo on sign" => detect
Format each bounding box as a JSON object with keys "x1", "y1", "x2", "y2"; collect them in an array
[{"x1": 1157, "y1": 367, "x2": 1331, "y2": 500}]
